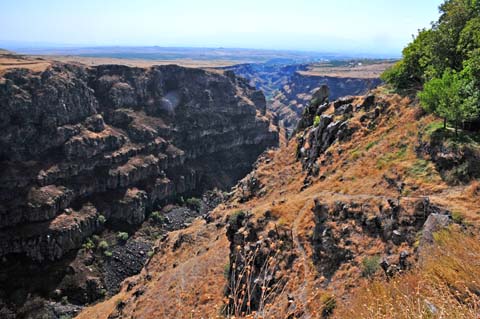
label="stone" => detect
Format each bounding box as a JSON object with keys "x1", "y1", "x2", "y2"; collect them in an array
[
  {"x1": 334, "y1": 103, "x2": 353, "y2": 115},
  {"x1": 85, "y1": 114, "x2": 105, "y2": 132},
  {"x1": 312, "y1": 85, "x2": 330, "y2": 105},
  {"x1": 419, "y1": 214, "x2": 451, "y2": 248},
  {"x1": 392, "y1": 230, "x2": 403, "y2": 245},
  {"x1": 333, "y1": 96, "x2": 355, "y2": 109},
  {"x1": 360, "y1": 94, "x2": 375, "y2": 110}
]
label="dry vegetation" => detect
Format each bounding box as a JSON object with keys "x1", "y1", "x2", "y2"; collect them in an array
[
  {"x1": 0, "y1": 52, "x2": 51, "y2": 74},
  {"x1": 77, "y1": 91, "x2": 480, "y2": 318},
  {"x1": 335, "y1": 228, "x2": 480, "y2": 319}
]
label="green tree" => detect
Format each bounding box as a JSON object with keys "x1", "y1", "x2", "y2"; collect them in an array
[
  {"x1": 383, "y1": 0, "x2": 480, "y2": 90},
  {"x1": 457, "y1": 17, "x2": 480, "y2": 60},
  {"x1": 419, "y1": 69, "x2": 477, "y2": 133}
]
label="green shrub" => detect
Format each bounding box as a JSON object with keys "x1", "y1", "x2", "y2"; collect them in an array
[
  {"x1": 116, "y1": 232, "x2": 129, "y2": 243},
  {"x1": 104, "y1": 250, "x2": 113, "y2": 257},
  {"x1": 228, "y1": 210, "x2": 245, "y2": 225},
  {"x1": 97, "y1": 215, "x2": 107, "y2": 224},
  {"x1": 98, "y1": 241, "x2": 109, "y2": 251},
  {"x1": 451, "y1": 211, "x2": 465, "y2": 224},
  {"x1": 186, "y1": 197, "x2": 202, "y2": 211},
  {"x1": 361, "y1": 255, "x2": 381, "y2": 278},
  {"x1": 82, "y1": 238, "x2": 95, "y2": 251},
  {"x1": 419, "y1": 69, "x2": 477, "y2": 134},
  {"x1": 150, "y1": 211, "x2": 166, "y2": 224},
  {"x1": 313, "y1": 115, "x2": 321, "y2": 127},
  {"x1": 223, "y1": 262, "x2": 230, "y2": 278}
]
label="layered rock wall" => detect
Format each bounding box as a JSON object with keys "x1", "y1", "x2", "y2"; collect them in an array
[{"x1": 0, "y1": 63, "x2": 278, "y2": 261}]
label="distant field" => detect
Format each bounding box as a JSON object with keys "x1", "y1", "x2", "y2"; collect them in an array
[
  {"x1": 0, "y1": 48, "x2": 396, "y2": 77},
  {"x1": 0, "y1": 51, "x2": 241, "y2": 73},
  {"x1": 46, "y1": 55, "x2": 242, "y2": 68},
  {"x1": 0, "y1": 52, "x2": 51, "y2": 74},
  {"x1": 298, "y1": 60, "x2": 395, "y2": 79},
  {"x1": 11, "y1": 46, "x2": 338, "y2": 64}
]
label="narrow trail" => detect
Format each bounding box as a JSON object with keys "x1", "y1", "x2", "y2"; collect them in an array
[{"x1": 291, "y1": 200, "x2": 314, "y2": 319}]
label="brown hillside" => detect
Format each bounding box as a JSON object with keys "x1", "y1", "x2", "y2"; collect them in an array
[{"x1": 77, "y1": 90, "x2": 480, "y2": 319}]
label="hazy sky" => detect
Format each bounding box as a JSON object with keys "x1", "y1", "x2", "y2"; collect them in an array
[{"x1": 0, "y1": 0, "x2": 444, "y2": 56}]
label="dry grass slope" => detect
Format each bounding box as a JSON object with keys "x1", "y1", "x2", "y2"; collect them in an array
[{"x1": 335, "y1": 227, "x2": 480, "y2": 319}]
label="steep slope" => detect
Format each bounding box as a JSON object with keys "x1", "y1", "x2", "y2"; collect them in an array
[
  {"x1": 77, "y1": 89, "x2": 479, "y2": 318},
  {"x1": 0, "y1": 63, "x2": 278, "y2": 317}
]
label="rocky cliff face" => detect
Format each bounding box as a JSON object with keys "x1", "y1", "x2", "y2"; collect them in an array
[
  {"x1": 0, "y1": 63, "x2": 278, "y2": 263},
  {"x1": 221, "y1": 62, "x2": 309, "y2": 98},
  {"x1": 271, "y1": 73, "x2": 382, "y2": 134}
]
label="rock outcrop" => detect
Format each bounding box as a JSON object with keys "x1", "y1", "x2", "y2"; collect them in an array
[
  {"x1": 271, "y1": 73, "x2": 382, "y2": 134},
  {"x1": 0, "y1": 63, "x2": 278, "y2": 262},
  {"x1": 296, "y1": 92, "x2": 382, "y2": 174},
  {"x1": 311, "y1": 197, "x2": 450, "y2": 278},
  {"x1": 416, "y1": 128, "x2": 480, "y2": 183}
]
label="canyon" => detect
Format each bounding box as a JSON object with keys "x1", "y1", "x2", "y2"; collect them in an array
[
  {"x1": 223, "y1": 61, "x2": 386, "y2": 134},
  {"x1": 0, "y1": 59, "x2": 278, "y2": 317},
  {"x1": 0, "y1": 50, "x2": 478, "y2": 319}
]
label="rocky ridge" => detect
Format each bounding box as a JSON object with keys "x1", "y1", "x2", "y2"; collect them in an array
[{"x1": 271, "y1": 72, "x2": 381, "y2": 134}]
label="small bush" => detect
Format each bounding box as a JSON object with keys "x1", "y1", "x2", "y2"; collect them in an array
[
  {"x1": 228, "y1": 210, "x2": 245, "y2": 225},
  {"x1": 223, "y1": 263, "x2": 230, "y2": 279},
  {"x1": 98, "y1": 241, "x2": 109, "y2": 251},
  {"x1": 104, "y1": 250, "x2": 113, "y2": 257},
  {"x1": 82, "y1": 238, "x2": 95, "y2": 251},
  {"x1": 451, "y1": 211, "x2": 465, "y2": 224},
  {"x1": 150, "y1": 211, "x2": 166, "y2": 224},
  {"x1": 350, "y1": 149, "x2": 362, "y2": 161},
  {"x1": 186, "y1": 197, "x2": 202, "y2": 211},
  {"x1": 97, "y1": 215, "x2": 107, "y2": 224},
  {"x1": 117, "y1": 232, "x2": 129, "y2": 243},
  {"x1": 313, "y1": 115, "x2": 321, "y2": 127},
  {"x1": 361, "y1": 255, "x2": 381, "y2": 278}
]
